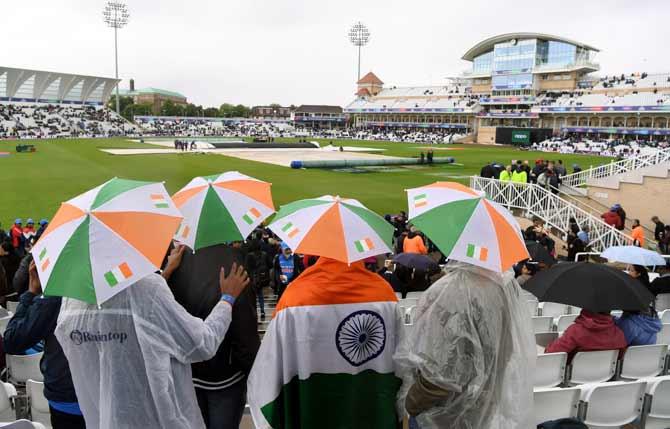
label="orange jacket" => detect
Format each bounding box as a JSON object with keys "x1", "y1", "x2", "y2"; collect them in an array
[
  {"x1": 632, "y1": 226, "x2": 645, "y2": 247},
  {"x1": 403, "y1": 235, "x2": 427, "y2": 255}
]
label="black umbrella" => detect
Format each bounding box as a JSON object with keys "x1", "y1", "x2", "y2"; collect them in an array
[
  {"x1": 392, "y1": 253, "x2": 440, "y2": 273},
  {"x1": 524, "y1": 240, "x2": 556, "y2": 266},
  {"x1": 522, "y1": 262, "x2": 655, "y2": 312}
]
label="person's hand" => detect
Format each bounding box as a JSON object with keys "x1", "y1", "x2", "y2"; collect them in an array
[
  {"x1": 219, "y1": 263, "x2": 249, "y2": 298},
  {"x1": 28, "y1": 260, "x2": 42, "y2": 295},
  {"x1": 162, "y1": 244, "x2": 186, "y2": 280}
]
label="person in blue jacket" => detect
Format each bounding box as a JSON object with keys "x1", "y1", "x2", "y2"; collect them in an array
[
  {"x1": 614, "y1": 310, "x2": 663, "y2": 346},
  {"x1": 3, "y1": 260, "x2": 85, "y2": 428}
]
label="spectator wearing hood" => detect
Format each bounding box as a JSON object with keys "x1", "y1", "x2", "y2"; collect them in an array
[
  {"x1": 614, "y1": 311, "x2": 662, "y2": 346},
  {"x1": 273, "y1": 243, "x2": 304, "y2": 298},
  {"x1": 545, "y1": 310, "x2": 627, "y2": 359},
  {"x1": 614, "y1": 204, "x2": 627, "y2": 231},
  {"x1": 601, "y1": 207, "x2": 622, "y2": 229}
]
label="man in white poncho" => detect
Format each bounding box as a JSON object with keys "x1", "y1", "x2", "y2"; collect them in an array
[{"x1": 394, "y1": 261, "x2": 535, "y2": 429}]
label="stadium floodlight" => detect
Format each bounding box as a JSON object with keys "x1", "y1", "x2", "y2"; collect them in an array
[
  {"x1": 103, "y1": 1, "x2": 130, "y2": 115},
  {"x1": 348, "y1": 22, "x2": 370, "y2": 81}
]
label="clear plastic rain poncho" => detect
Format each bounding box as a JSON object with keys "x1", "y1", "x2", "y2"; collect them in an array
[
  {"x1": 54, "y1": 273, "x2": 232, "y2": 429},
  {"x1": 394, "y1": 261, "x2": 536, "y2": 429}
]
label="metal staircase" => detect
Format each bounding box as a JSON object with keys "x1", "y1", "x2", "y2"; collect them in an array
[
  {"x1": 561, "y1": 147, "x2": 670, "y2": 188},
  {"x1": 470, "y1": 177, "x2": 632, "y2": 252}
]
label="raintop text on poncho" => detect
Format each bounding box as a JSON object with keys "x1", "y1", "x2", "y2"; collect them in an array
[
  {"x1": 55, "y1": 273, "x2": 233, "y2": 429},
  {"x1": 394, "y1": 261, "x2": 535, "y2": 429}
]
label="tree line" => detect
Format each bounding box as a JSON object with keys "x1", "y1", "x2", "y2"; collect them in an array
[{"x1": 108, "y1": 97, "x2": 272, "y2": 121}]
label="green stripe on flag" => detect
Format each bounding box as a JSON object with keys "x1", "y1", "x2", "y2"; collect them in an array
[
  {"x1": 242, "y1": 214, "x2": 254, "y2": 225},
  {"x1": 43, "y1": 216, "x2": 96, "y2": 304},
  {"x1": 466, "y1": 243, "x2": 475, "y2": 258},
  {"x1": 411, "y1": 198, "x2": 481, "y2": 258},
  {"x1": 154, "y1": 203, "x2": 169, "y2": 208},
  {"x1": 341, "y1": 203, "x2": 394, "y2": 249},
  {"x1": 91, "y1": 178, "x2": 153, "y2": 209},
  {"x1": 414, "y1": 193, "x2": 427, "y2": 201},
  {"x1": 273, "y1": 199, "x2": 332, "y2": 223},
  {"x1": 39, "y1": 248, "x2": 47, "y2": 260},
  {"x1": 281, "y1": 222, "x2": 294, "y2": 232},
  {"x1": 104, "y1": 271, "x2": 118, "y2": 287},
  {"x1": 260, "y1": 370, "x2": 401, "y2": 429},
  {"x1": 194, "y1": 186, "x2": 243, "y2": 250},
  {"x1": 354, "y1": 241, "x2": 364, "y2": 252}
]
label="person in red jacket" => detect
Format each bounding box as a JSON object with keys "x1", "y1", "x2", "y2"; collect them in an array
[
  {"x1": 545, "y1": 309, "x2": 627, "y2": 359},
  {"x1": 601, "y1": 207, "x2": 622, "y2": 229},
  {"x1": 10, "y1": 219, "x2": 23, "y2": 250}
]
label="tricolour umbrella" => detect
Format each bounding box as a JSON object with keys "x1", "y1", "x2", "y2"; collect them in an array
[
  {"x1": 601, "y1": 245, "x2": 666, "y2": 267},
  {"x1": 523, "y1": 262, "x2": 655, "y2": 312},
  {"x1": 407, "y1": 181, "x2": 529, "y2": 273},
  {"x1": 32, "y1": 178, "x2": 182, "y2": 305},
  {"x1": 268, "y1": 195, "x2": 393, "y2": 264},
  {"x1": 171, "y1": 172, "x2": 274, "y2": 250}
]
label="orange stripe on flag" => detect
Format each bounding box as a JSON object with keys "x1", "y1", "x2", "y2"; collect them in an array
[
  {"x1": 364, "y1": 238, "x2": 374, "y2": 249},
  {"x1": 41, "y1": 259, "x2": 50, "y2": 271},
  {"x1": 415, "y1": 201, "x2": 428, "y2": 208},
  {"x1": 479, "y1": 247, "x2": 489, "y2": 262},
  {"x1": 287, "y1": 229, "x2": 299, "y2": 238},
  {"x1": 249, "y1": 207, "x2": 261, "y2": 218},
  {"x1": 119, "y1": 262, "x2": 133, "y2": 278},
  {"x1": 150, "y1": 194, "x2": 164, "y2": 200}
]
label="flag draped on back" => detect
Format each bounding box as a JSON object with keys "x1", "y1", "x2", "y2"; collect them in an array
[{"x1": 247, "y1": 257, "x2": 401, "y2": 429}]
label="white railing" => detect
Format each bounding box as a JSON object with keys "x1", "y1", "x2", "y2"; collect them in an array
[
  {"x1": 561, "y1": 147, "x2": 670, "y2": 187},
  {"x1": 470, "y1": 177, "x2": 633, "y2": 252}
]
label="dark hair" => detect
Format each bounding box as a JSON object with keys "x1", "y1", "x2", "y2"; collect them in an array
[{"x1": 632, "y1": 264, "x2": 650, "y2": 287}]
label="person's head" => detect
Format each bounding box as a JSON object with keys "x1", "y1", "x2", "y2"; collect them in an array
[
  {"x1": 633, "y1": 219, "x2": 640, "y2": 228},
  {"x1": 39, "y1": 219, "x2": 48, "y2": 227},
  {"x1": 610, "y1": 205, "x2": 618, "y2": 212},
  {"x1": 505, "y1": 165, "x2": 512, "y2": 172},
  {"x1": 558, "y1": 160, "x2": 563, "y2": 165},
  {"x1": 14, "y1": 219, "x2": 21, "y2": 226},
  {"x1": 523, "y1": 160, "x2": 529, "y2": 166},
  {"x1": 629, "y1": 264, "x2": 649, "y2": 285},
  {"x1": 281, "y1": 242, "x2": 292, "y2": 257},
  {"x1": 26, "y1": 219, "x2": 34, "y2": 227},
  {"x1": 521, "y1": 261, "x2": 538, "y2": 276},
  {"x1": 248, "y1": 239, "x2": 261, "y2": 253},
  {"x1": 652, "y1": 216, "x2": 660, "y2": 224}
]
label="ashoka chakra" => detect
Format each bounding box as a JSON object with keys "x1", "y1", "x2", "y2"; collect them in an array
[{"x1": 335, "y1": 310, "x2": 386, "y2": 366}]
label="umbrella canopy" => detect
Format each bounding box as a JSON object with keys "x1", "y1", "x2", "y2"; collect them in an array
[
  {"x1": 171, "y1": 171, "x2": 275, "y2": 250},
  {"x1": 392, "y1": 253, "x2": 440, "y2": 273},
  {"x1": 268, "y1": 195, "x2": 393, "y2": 264},
  {"x1": 32, "y1": 178, "x2": 182, "y2": 305},
  {"x1": 522, "y1": 262, "x2": 655, "y2": 312},
  {"x1": 525, "y1": 240, "x2": 556, "y2": 266},
  {"x1": 601, "y1": 245, "x2": 666, "y2": 267},
  {"x1": 407, "y1": 181, "x2": 529, "y2": 273}
]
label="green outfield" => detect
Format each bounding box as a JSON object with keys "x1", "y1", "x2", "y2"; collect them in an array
[{"x1": 0, "y1": 138, "x2": 611, "y2": 227}]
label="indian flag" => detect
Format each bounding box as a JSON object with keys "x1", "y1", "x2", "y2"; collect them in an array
[
  {"x1": 281, "y1": 222, "x2": 299, "y2": 238},
  {"x1": 466, "y1": 243, "x2": 489, "y2": 262},
  {"x1": 354, "y1": 237, "x2": 374, "y2": 253},
  {"x1": 176, "y1": 223, "x2": 191, "y2": 239},
  {"x1": 242, "y1": 207, "x2": 261, "y2": 225},
  {"x1": 38, "y1": 248, "x2": 50, "y2": 272},
  {"x1": 248, "y1": 258, "x2": 401, "y2": 429},
  {"x1": 150, "y1": 194, "x2": 170, "y2": 209},
  {"x1": 413, "y1": 193, "x2": 428, "y2": 208},
  {"x1": 104, "y1": 262, "x2": 133, "y2": 287}
]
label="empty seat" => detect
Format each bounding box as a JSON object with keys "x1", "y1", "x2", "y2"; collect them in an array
[
  {"x1": 643, "y1": 376, "x2": 670, "y2": 429},
  {"x1": 6, "y1": 354, "x2": 44, "y2": 384},
  {"x1": 26, "y1": 380, "x2": 50, "y2": 428},
  {"x1": 405, "y1": 292, "x2": 423, "y2": 300},
  {"x1": 539, "y1": 302, "x2": 569, "y2": 318},
  {"x1": 535, "y1": 332, "x2": 558, "y2": 349},
  {"x1": 568, "y1": 306, "x2": 582, "y2": 315},
  {"x1": 532, "y1": 316, "x2": 554, "y2": 334},
  {"x1": 656, "y1": 323, "x2": 670, "y2": 345},
  {"x1": 0, "y1": 382, "x2": 16, "y2": 422},
  {"x1": 534, "y1": 353, "x2": 567, "y2": 388},
  {"x1": 555, "y1": 314, "x2": 578, "y2": 332},
  {"x1": 533, "y1": 387, "x2": 580, "y2": 426},
  {"x1": 567, "y1": 350, "x2": 618, "y2": 385},
  {"x1": 659, "y1": 310, "x2": 670, "y2": 324},
  {"x1": 620, "y1": 344, "x2": 668, "y2": 380},
  {"x1": 0, "y1": 421, "x2": 47, "y2": 429},
  {"x1": 656, "y1": 294, "x2": 670, "y2": 312},
  {"x1": 580, "y1": 380, "x2": 647, "y2": 427}
]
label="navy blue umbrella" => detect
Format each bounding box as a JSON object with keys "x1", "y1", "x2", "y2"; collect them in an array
[{"x1": 392, "y1": 253, "x2": 439, "y2": 273}]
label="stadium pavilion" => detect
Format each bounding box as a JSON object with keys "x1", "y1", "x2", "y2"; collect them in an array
[{"x1": 345, "y1": 32, "x2": 670, "y2": 144}]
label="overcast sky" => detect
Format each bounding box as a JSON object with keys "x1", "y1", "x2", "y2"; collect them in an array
[{"x1": 3, "y1": 0, "x2": 669, "y2": 108}]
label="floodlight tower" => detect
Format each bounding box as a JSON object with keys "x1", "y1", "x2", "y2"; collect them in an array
[
  {"x1": 103, "y1": 1, "x2": 130, "y2": 114},
  {"x1": 348, "y1": 22, "x2": 370, "y2": 81}
]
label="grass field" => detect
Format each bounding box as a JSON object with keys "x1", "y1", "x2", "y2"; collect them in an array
[{"x1": 0, "y1": 137, "x2": 611, "y2": 227}]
